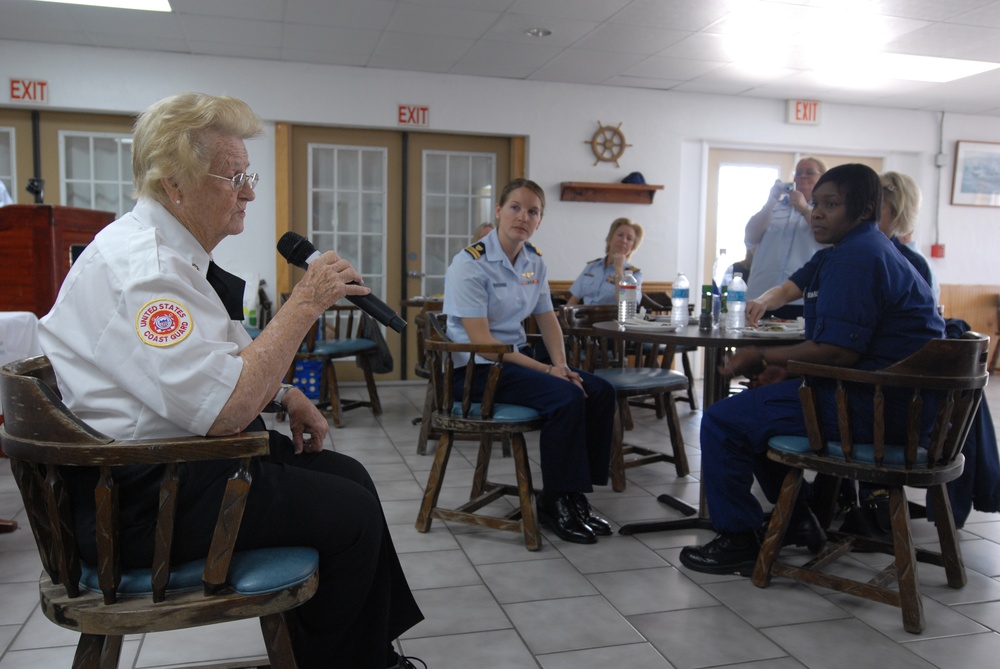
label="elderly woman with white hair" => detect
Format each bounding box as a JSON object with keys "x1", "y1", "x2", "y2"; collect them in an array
[{"x1": 878, "y1": 170, "x2": 939, "y2": 304}]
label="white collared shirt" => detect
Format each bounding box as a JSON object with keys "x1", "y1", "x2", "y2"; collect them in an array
[{"x1": 39, "y1": 198, "x2": 250, "y2": 439}]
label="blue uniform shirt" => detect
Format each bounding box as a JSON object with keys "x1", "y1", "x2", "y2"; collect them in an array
[
  {"x1": 444, "y1": 229, "x2": 552, "y2": 367},
  {"x1": 790, "y1": 220, "x2": 944, "y2": 371},
  {"x1": 568, "y1": 257, "x2": 643, "y2": 306}
]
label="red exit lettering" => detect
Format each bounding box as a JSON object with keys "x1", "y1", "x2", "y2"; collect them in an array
[
  {"x1": 398, "y1": 104, "x2": 429, "y2": 127},
  {"x1": 10, "y1": 79, "x2": 49, "y2": 104},
  {"x1": 796, "y1": 100, "x2": 818, "y2": 122}
]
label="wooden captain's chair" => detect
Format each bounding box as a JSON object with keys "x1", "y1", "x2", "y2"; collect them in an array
[
  {"x1": 753, "y1": 333, "x2": 989, "y2": 634},
  {"x1": 415, "y1": 318, "x2": 544, "y2": 550},
  {"x1": 1, "y1": 356, "x2": 319, "y2": 668}
]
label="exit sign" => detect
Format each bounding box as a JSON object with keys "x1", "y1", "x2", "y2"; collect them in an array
[
  {"x1": 10, "y1": 78, "x2": 49, "y2": 104},
  {"x1": 786, "y1": 99, "x2": 820, "y2": 125},
  {"x1": 398, "y1": 104, "x2": 429, "y2": 127}
]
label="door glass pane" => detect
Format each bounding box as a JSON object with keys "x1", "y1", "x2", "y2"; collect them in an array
[
  {"x1": 717, "y1": 164, "x2": 781, "y2": 258},
  {"x1": 0, "y1": 128, "x2": 13, "y2": 201},
  {"x1": 422, "y1": 150, "x2": 496, "y2": 295},
  {"x1": 425, "y1": 154, "x2": 447, "y2": 193},
  {"x1": 59, "y1": 131, "x2": 134, "y2": 216},
  {"x1": 308, "y1": 143, "x2": 387, "y2": 300},
  {"x1": 337, "y1": 149, "x2": 359, "y2": 190},
  {"x1": 313, "y1": 148, "x2": 334, "y2": 187},
  {"x1": 93, "y1": 137, "x2": 118, "y2": 179}
]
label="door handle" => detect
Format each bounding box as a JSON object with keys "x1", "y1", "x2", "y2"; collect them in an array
[{"x1": 407, "y1": 270, "x2": 425, "y2": 278}]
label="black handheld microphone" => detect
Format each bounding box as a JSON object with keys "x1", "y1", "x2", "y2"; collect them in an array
[{"x1": 277, "y1": 232, "x2": 407, "y2": 333}]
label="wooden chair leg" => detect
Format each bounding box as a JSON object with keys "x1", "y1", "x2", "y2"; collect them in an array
[
  {"x1": 753, "y1": 468, "x2": 803, "y2": 588},
  {"x1": 260, "y1": 612, "x2": 299, "y2": 669},
  {"x1": 98, "y1": 635, "x2": 123, "y2": 669},
  {"x1": 664, "y1": 395, "x2": 689, "y2": 478},
  {"x1": 510, "y1": 433, "x2": 541, "y2": 551},
  {"x1": 73, "y1": 634, "x2": 110, "y2": 669},
  {"x1": 357, "y1": 357, "x2": 383, "y2": 416},
  {"x1": 681, "y1": 351, "x2": 697, "y2": 410},
  {"x1": 928, "y1": 483, "x2": 966, "y2": 588},
  {"x1": 417, "y1": 382, "x2": 434, "y2": 455},
  {"x1": 470, "y1": 436, "x2": 494, "y2": 499},
  {"x1": 888, "y1": 486, "x2": 924, "y2": 634},
  {"x1": 416, "y1": 434, "x2": 454, "y2": 531},
  {"x1": 323, "y1": 359, "x2": 344, "y2": 428},
  {"x1": 610, "y1": 402, "x2": 626, "y2": 492}
]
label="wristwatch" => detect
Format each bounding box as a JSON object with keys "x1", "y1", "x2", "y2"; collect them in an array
[{"x1": 265, "y1": 384, "x2": 295, "y2": 412}]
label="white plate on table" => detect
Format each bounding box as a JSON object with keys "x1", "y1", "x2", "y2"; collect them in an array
[
  {"x1": 739, "y1": 326, "x2": 805, "y2": 338},
  {"x1": 620, "y1": 319, "x2": 680, "y2": 332}
]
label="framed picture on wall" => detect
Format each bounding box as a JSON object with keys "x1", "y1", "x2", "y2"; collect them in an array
[{"x1": 951, "y1": 140, "x2": 1000, "y2": 207}]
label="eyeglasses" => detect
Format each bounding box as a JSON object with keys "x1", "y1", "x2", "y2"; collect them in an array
[
  {"x1": 208, "y1": 172, "x2": 259, "y2": 191},
  {"x1": 794, "y1": 170, "x2": 820, "y2": 178}
]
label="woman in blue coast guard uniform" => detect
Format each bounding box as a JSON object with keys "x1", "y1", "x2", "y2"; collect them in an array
[
  {"x1": 566, "y1": 217, "x2": 644, "y2": 306},
  {"x1": 443, "y1": 178, "x2": 616, "y2": 545},
  {"x1": 680, "y1": 164, "x2": 944, "y2": 577}
]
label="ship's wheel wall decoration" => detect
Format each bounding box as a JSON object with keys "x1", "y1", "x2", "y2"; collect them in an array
[{"x1": 587, "y1": 120, "x2": 632, "y2": 167}]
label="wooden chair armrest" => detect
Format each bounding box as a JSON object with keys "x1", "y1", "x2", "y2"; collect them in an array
[{"x1": 2, "y1": 432, "x2": 270, "y2": 467}]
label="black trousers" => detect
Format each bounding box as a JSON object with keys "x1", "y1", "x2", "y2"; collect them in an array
[{"x1": 69, "y1": 430, "x2": 423, "y2": 669}]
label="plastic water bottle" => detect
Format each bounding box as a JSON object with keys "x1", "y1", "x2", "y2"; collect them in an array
[
  {"x1": 671, "y1": 272, "x2": 690, "y2": 328},
  {"x1": 726, "y1": 272, "x2": 747, "y2": 330},
  {"x1": 617, "y1": 270, "x2": 638, "y2": 322}
]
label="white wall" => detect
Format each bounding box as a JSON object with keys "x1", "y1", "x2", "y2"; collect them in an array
[{"x1": 3, "y1": 39, "x2": 996, "y2": 294}]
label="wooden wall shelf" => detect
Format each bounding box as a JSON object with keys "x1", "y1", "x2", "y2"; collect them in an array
[{"x1": 560, "y1": 181, "x2": 664, "y2": 204}]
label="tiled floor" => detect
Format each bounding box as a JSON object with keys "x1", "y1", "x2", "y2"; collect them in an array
[{"x1": 2, "y1": 379, "x2": 1000, "y2": 669}]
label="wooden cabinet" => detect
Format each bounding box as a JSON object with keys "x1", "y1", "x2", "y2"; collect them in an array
[{"x1": 0, "y1": 205, "x2": 115, "y2": 316}]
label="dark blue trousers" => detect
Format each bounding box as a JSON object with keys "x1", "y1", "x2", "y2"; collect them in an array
[
  {"x1": 701, "y1": 379, "x2": 851, "y2": 533},
  {"x1": 456, "y1": 364, "x2": 615, "y2": 493}
]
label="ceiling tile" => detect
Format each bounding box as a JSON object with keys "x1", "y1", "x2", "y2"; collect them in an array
[
  {"x1": 282, "y1": 0, "x2": 397, "y2": 30},
  {"x1": 527, "y1": 48, "x2": 649, "y2": 84},
  {"x1": 482, "y1": 12, "x2": 601, "y2": 47},
  {"x1": 449, "y1": 39, "x2": 564, "y2": 78},
  {"x1": 282, "y1": 24, "x2": 382, "y2": 55},
  {"x1": 610, "y1": 0, "x2": 737, "y2": 32},
  {"x1": 386, "y1": 3, "x2": 503, "y2": 37},
  {"x1": 572, "y1": 22, "x2": 691, "y2": 55},
  {"x1": 623, "y1": 55, "x2": 728, "y2": 80},
  {"x1": 508, "y1": 0, "x2": 631, "y2": 22},
  {"x1": 178, "y1": 14, "x2": 283, "y2": 47}
]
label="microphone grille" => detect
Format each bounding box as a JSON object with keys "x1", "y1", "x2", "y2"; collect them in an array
[{"x1": 277, "y1": 232, "x2": 315, "y2": 268}]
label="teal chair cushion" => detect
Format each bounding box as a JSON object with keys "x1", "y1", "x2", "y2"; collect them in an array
[
  {"x1": 79, "y1": 546, "x2": 319, "y2": 597},
  {"x1": 310, "y1": 338, "x2": 377, "y2": 356},
  {"x1": 594, "y1": 368, "x2": 689, "y2": 392},
  {"x1": 451, "y1": 402, "x2": 540, "y2": 422},
  {"x1": 768, "y1": 435, "x2": 927, "y2": 467}
]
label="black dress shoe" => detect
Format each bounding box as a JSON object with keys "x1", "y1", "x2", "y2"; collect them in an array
[
  {"x1": 679, "y1": 532, "x2": 759, "y2": 576},
  {"x1": 569, "y1": 492, "x2": 613, "y2": 536},
  {"x1": 838, "y1": 491, "x2": 891, "y2": 551},
  {"x1": 538, "y1": 494, "x2": 597, "y2": 544},
  {"x1": 783, "y1": 505, "x2": 827, "y2": 554}
]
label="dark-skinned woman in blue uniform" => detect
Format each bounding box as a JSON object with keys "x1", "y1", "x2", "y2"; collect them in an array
[
  {"x1": 443, "y1": 178, "x2": 616, "y2": 545},
  {"x1": 680, "y1": 164, "x2": 944, "y2": 576}
]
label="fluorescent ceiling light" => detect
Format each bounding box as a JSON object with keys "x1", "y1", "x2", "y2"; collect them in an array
[
  {"x1": 875, "y1": 53, "x2": 999, "y2": 83},
  {"x1": 32, "y1": 0, "x2": 171, "y2": 11}
]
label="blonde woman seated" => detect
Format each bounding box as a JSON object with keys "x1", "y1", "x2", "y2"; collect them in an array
[{"x1": 567, "y1": 217, "x2": 644, "y2": 306}]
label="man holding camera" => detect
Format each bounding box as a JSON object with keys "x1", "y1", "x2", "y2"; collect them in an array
[{"x1": 744, "y1": 157, "x2": 827, "y2": 319}]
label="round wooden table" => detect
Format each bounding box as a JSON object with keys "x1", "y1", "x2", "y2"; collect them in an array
[{"x1": 593, "y1": 320, "x2": 805, "y2": 534}]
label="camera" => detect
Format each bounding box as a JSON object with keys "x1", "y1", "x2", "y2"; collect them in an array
[{"x1": 781, "y1": 181, "x2": 794, "y2": 193}]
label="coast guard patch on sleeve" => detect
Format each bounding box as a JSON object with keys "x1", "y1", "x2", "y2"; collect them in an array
[{"x1": 136, "y1": 299, "x2": 193, "y2": 347}]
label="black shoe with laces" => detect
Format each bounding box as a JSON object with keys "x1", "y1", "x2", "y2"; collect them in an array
[
  {"x1": 568, "y1": 492, "x2": 613, "y2": 536},
  {"x1": 679, "y1": 532, "x2": 760, "y2": 576},
  {"x1": 538, "y1": 493, "x2": 597, "y2": 544}
]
